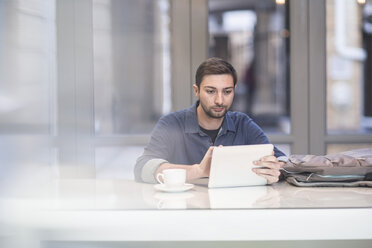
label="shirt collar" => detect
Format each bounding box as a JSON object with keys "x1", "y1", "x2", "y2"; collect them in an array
[{"x1": 185, "y1": 101, "x2": 236, "y2": 134}]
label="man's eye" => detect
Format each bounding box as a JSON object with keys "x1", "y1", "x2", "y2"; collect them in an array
[
  {"x1": 206, "y1": 90, "x2": 215, "y2": 94},
  {"x1": 224, "y1": 90, "x2": 232, "y2": 94}
]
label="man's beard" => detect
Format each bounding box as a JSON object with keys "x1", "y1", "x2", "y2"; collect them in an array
[{"x1": 200, "y1": 102, "x2": 229, "y2": 119}]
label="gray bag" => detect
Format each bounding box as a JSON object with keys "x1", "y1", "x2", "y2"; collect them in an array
[{"x1": 282, "y1": 148, "x2": 372, "y2": 187}]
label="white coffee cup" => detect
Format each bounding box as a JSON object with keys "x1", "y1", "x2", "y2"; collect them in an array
[{"x1": 156, "y1": 169, "x2": 186, "y2": 187}]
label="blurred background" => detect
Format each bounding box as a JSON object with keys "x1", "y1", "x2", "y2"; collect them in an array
[{"x1": 0, "y1": 0, "x2": 372, "y2": 182}]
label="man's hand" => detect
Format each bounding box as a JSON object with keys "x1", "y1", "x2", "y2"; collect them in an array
[
  {"x1": 191, "y1": 146, "x2": 215, "y2": 179},
  {"x1": 252, "y1": 155, "x2": 284, "y2": 184},
  {"x1": 156, "y1": 146, "x2": 215, "y2": 182}
]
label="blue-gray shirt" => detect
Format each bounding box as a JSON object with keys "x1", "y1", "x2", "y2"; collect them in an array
[{"x1": 134, "y1": 101, "x2": 286, "y2": 183}]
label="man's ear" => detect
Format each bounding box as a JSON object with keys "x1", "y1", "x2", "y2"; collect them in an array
[{"x1": 193, "y1": 84, "x2": 199, "y2": 98}]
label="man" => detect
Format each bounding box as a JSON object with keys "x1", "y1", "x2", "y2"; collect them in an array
[{"x1": 134, "y1": 57, "x2": 287, "y2": 184}]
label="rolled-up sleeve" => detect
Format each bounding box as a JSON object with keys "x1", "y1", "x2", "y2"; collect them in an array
[
  {"x1": 134, "y1": 117, "x2": 173, "y2": 183},
  {"x1": 140, "y1": 158, "x2": 168, "y2": 183}
]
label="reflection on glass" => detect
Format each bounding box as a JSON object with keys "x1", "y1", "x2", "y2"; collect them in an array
[
  {"x1": 208, "y1": 0, "x2": 290, "y2": 134},
  {"x1": 154, "y1": 192, "x2": 194, "y2": 209},
  {"x1": 93, "y1": 0, "x2": 172, "y2": 135},
  {"x1": 326, "y1": 0, "x2": 372, "y2": 134},
  {"x1": 208, "y1": 186, "x2": 273, "y2": 208}
]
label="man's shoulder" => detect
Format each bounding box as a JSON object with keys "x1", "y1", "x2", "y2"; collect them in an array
[
  {"x1": 157, "y1": 107, "x2": 191, "y2": 128},
  {"x1": 160, "y1": 107, "x2": 188, "y2": 121},
  {"x1": 227, "y1": 111, "x2": 252, "y2": 122},
  {"x1": 225, "y1": 111, "x2": 258, "y2": 132}
]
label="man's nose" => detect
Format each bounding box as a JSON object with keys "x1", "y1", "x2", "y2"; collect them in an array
[{"x1": 214, "y1": 92, "x2": 223, "y2": 105}]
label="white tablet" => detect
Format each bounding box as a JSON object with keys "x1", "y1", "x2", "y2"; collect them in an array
[{"x1": 208, "y1": 144, "x2": 274, "y2": 188}]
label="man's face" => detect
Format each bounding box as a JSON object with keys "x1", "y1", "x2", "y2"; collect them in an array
[{"x1": 193, "y1": 74, "x2": 235, "y2": 119}]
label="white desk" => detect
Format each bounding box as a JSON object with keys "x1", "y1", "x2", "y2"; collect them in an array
[{"x1": 1, "y1": 179, "x2": 372, "y2": 246}]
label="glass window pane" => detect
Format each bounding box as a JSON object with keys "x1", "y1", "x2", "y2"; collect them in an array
[
  {"x1": 208, "y1": 0, "x2": 290, "y2": 134},
  {"x1": 0, "y1": 0, "x2": 56, "y2": 134},
  {"x1": 93, "y1": 0, "x2": 172, "y2": 135},
  {"x1": 95, "y1": 146, "x2": 144, "y2": 180},
  {"x1": 326, "y1": 0, "x2": 372, "y2": 134},
  {"x1": 327, "y1": 143, "x2": 372, "y2": 154}
]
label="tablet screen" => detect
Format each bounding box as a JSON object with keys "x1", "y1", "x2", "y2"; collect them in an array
[{"x1": 208, "y1": 144, "x2": 274, "y2": 188}]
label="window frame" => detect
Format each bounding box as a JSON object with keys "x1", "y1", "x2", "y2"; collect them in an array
[{"x1": 55, "y1": 0, "x2": 372, "y2": 178}]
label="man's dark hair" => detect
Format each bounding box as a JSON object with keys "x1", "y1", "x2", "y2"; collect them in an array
[{"x1": 195, "y1": 57, "x2": 237, "y2": 88}]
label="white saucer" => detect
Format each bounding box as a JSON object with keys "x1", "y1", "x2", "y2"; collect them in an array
[{"x1": 154, "y1": 183, "x2": 194, "y2": 193}]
